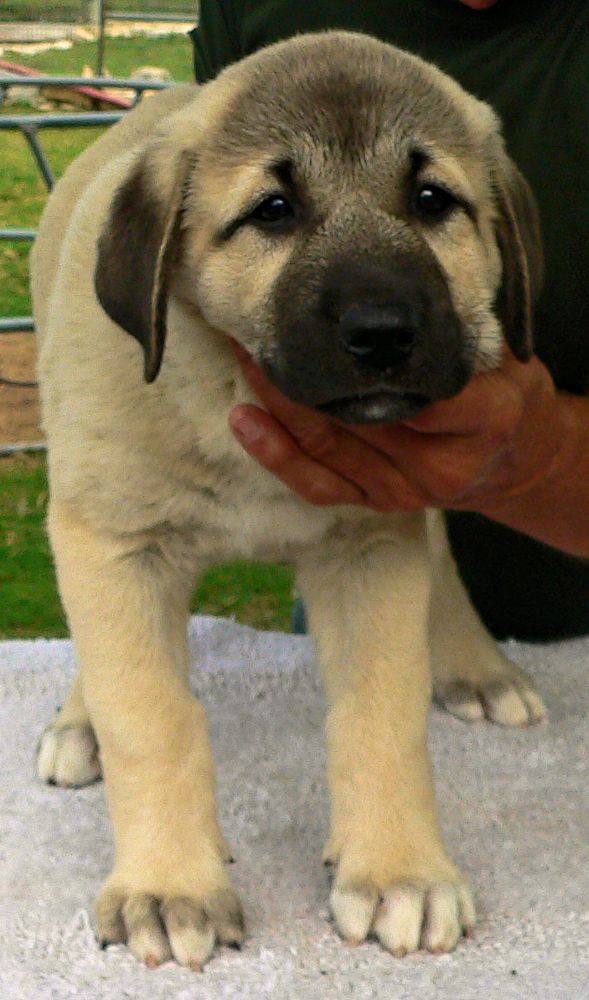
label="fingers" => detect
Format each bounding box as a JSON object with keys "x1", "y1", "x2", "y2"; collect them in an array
[
  {"x1": 230, "y1": 339, "x2": 323, "y2": 432},
  {"x1": 403, "y1": 381, "x2": 517, "y2": 437},
  {"x1": 229, "y1": 405, "x2": 367, "y2": 507},
  {"x1": 231, "y1": 404, "x2": 432, "y2": 510},
  {"x1": 230, "y1": 341, "x2": 430, "y2": 509},
  {"x1": 229, "y1": 341, "x2": 555, "y2": 512},
  {"x1": 401, "y1": 353, "x2": 542, "y2": 437},
  {"x1": 357, "y1": 423, "x2": 502, "y2": 504}
]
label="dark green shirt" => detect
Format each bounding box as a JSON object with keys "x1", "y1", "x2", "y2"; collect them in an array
[{"x1": 190, "y1": 0, "x2": 589, "y2": 640}]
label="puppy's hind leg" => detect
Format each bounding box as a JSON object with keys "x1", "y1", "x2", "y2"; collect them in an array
[
  {"x1": 37, "y1": 671, "x2": 101, "y2": 788},
  {"x1": 427, "y1": 510, "x2": 546, "y2": 727}
]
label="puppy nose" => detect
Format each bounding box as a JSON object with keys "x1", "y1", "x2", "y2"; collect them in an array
[{"x1": 339, "y1": 303, "x2": 418, "y2": 371}]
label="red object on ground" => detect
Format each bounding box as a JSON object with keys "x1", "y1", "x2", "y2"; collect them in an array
[{"x1": 0, "y1": 58, "x2": 132, "y2": 109}]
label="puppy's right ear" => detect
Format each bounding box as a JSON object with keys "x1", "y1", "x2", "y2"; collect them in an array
[
  {"x1": 94, "y1": 152, "x2": 191, "y2": 382},
  {"x1": 493, "y1": 156, "x2": 544, "y2": 363}
]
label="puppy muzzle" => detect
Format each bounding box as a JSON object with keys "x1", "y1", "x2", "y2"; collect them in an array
[{"x1": 265, "y1": 253, "x2": 473, "y2": 424}]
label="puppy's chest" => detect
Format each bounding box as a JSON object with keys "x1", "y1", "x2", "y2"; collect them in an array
[{"x1": 186, "y1": 464, "x2": 341, "y2": 563}]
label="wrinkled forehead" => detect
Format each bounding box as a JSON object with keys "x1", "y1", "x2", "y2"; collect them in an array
[{"x1": 203, "y1": 34, "x2": 491, "y2": 180}]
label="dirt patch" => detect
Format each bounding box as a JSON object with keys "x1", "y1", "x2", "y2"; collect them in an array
[{"x1": 0, "y1": 333, "x2": 42, "y2": 444}]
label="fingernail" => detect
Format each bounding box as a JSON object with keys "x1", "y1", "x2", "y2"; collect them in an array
[{"x1": 230, "y1": 411, "x2": 265, "y2": 446}]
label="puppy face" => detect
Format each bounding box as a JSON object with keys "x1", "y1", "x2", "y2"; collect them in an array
[{"x1": 96, "y1": 32, "x2": 542, "y2": 423}]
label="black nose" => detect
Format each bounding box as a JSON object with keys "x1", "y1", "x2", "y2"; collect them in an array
[{"x1": 339, "y1": 303, "x2": 418, "y2": 372}]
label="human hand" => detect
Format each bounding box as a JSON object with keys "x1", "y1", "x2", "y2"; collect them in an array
[{"x1": 228, "y1": 340, "x2": 567, "y2": 516}]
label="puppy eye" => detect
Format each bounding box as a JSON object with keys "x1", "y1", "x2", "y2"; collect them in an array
[
  {"x1": 249, "y1": 194, "x2": 295, "y2": 228},
  {"x1": 415, "y1": 184, "x2": 457, "y2": 220}
]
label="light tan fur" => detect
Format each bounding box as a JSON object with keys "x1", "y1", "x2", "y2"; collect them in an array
[{"x1": 32, "y1": 32, "x2": 545, "y2": 968}]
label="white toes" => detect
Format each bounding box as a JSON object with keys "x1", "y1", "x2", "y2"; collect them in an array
[
  {"x1": 204, "y1": 888, "x2": 246, "y2": 947},
  {"x1": 421, "y1": 883, "x2": 461, "y2": 953},
  {"x1": 161, "y1": 897, "x2": 215, "y2": 969},
  {"x1": 519, "y1": 685, "x2": 548, "y2": 724},
  {"x1": 97, "y1": 884, "x2": 245, "y2": 970},
  {"x1": 457, "y1": 883, "x2": 477, "y2": 935},
  {"x1": 331, "y1": 875, "x2": 475, "y2": 956},
  {"x1": 437, "y1": 681, "x2": 485, "y2": 723},
  {"x1": 36, "y1": 729, "x2": 59, "y2": 782},
  {"x1": 374, "y1": 884, "x2": 425, "y2": 956},
  {"x1": 37, "y1": 723, "x2": 101, "y2": 787},
  {"x1": 480, "y1": 680, "x2": 531, "y2": 727},
  {"x1": 436, "y1": 670, "x2": 547, "y2": 728},
  {"x1": 480, "y1": 676, "x2": 547, "y2": 727},
  {"x1": 330, "y1": 882, "x2": 378, "y2": 944},
  {"x1": 122, "y1": 895, "x2": 173, "y2": 968}
]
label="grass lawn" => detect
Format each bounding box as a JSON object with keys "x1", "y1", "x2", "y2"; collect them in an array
[
  {"x1": 0, "y1": 455, "x2": 295, "y2": 639},
  {"x1": 0, "y1": 35, "x2": 297, "y2": 639}
]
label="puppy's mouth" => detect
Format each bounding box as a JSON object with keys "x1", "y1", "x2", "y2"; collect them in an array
[{"x1": 317, "y1": 389, "x2": 430, "y2": 424}]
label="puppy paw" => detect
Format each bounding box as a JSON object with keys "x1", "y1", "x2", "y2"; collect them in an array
[
  {"x1": 97, "y1": 881, "x2": 244, "y2": 970},
  {"x1": 330, "y1": 873, "x2": 475, "y2": 956},
  {"x1": 434, "y1": 658, "x2": 546, "y2": 727},
  {"x1": 37, "y1": 721, "x2": 102, "y2": 787}
]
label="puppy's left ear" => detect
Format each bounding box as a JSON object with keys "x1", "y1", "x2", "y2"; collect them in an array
[
  {"x1": 493, "y1": 156, "x2": 544, "y2": 362},
  {"x1": 94, "y1": 151, "x2": 191, "y2": 382}
]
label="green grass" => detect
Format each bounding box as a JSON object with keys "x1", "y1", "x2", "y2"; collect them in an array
[
  {"x1": 0, "y1": 37, "x2": 296, "y2": 639},
  {"x1": 0, "y1": 456, "x2": 295, "y2": 639},
  {"x1": 0, "y1": 126, "x2": 106, "y2": 315},
  {"x1": 2, "y1": 32, "x2": 195, "y2": 80},
  {"x1": 0, "y1": 456, "x2": 65, "y2": 638}
]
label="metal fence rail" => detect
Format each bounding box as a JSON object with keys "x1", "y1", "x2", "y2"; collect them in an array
[
  {"x1": 106, "y1": 12, "x2": 192, "y2": 20},
  {"x1": 0, "y1": 74, "x2": 173, "y2": 454},
  {"x1": 0, "y1": 75, "x2": 172, "y2": 104},
  {"x1": 0, "y1": 110, "x2": 123, "y2": 190}
]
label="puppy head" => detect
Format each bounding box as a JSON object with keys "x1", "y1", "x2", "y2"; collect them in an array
[{"x1": 95, "y1": 31, "x2": 543, "y2": 423}]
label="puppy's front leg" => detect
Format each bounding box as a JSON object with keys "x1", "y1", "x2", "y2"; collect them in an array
[
  {"x1": 297, "y1": 513, "x2": 474, "y2": 957},
  {"x1": 48, "y1": 503, "x2": 243, "y2": 970}
]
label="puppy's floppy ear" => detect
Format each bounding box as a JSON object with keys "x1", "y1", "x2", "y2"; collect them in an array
[
  {"x1": 94, "y1": 151, "x2": 191, "y2": 382},
  {"x1": 493, "y1": 156, "x2": 544, "y2": 362}
]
